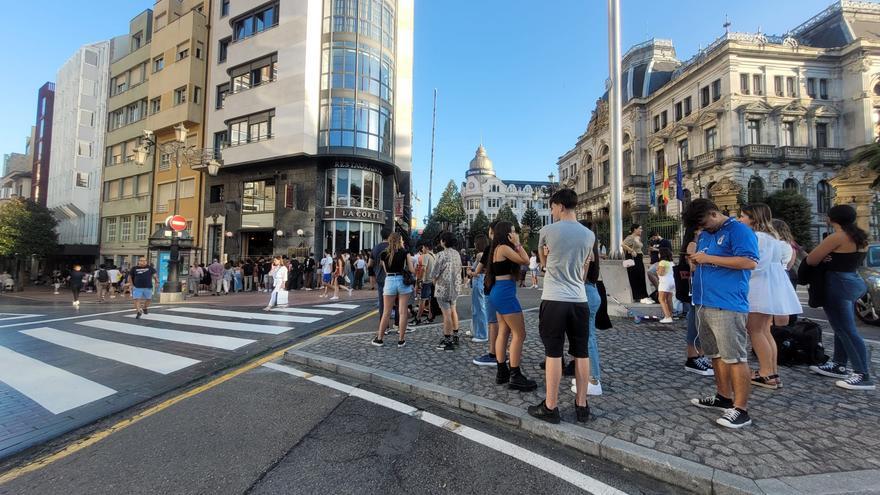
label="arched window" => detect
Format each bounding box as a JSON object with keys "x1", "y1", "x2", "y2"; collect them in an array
[
  {"x1": 873, "y1": 83, "x2": 880, "y2": 96},
  {"x1": 817, "y1": 180, "x2": 832, "y2": 214},
  {"x1": 623, "y1": 133, "x2": 631, "y2": 145},
  {"x1": 599, "y1": 145, "x2": 609, "y2": 157},
  {"x1": 748, "y1": 176, "x2": 765, "y2": 203},
  {"x1": 682, "y1": 188, "x2": 693, "y2": 208},
  {"x1": 783, "y1": 178, "x2": 799, "y2": 193}
]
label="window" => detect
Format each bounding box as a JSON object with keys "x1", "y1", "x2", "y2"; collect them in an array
[
  {"x1": 75, "y1": 171, "x2": 89, "y2": 188},
  {"x1": 774, "y1": 75, "x2": 784, "y2": 96},
  {"x1": 210, "y1": 185, "x2": 224, "y2": 203},
  {"x1": 195, "y1": 41, "x2": 204, "y2": 60},
  {"x1": 216, "y1": 83, "x2": 230, "y2": 109},
  {"x1": 807, "y1": 78, "x2": 816, "y2": 98},
  {"x1": 816, "y1": 123, "x2": 828, "y2": 148},
  {"x1": 783, "y1": 178, "x2": 799, "y2": 192},
  {"x1": 490, "y1": 184, "x2": 500, "y2": 193},
  {"x1": 229, "y1": 54, "x2": 278, "y2": 93},
  {"x1": 176, "y1": 42, "x2": 189, "y2": 61},
  {"x1": 135, "y1": 215, "x2": 147, "y2": 241},
  {"x1": 214, "y1": 131, "x2": 228, "y2": 152},
  {"x1": 786, "y1": 76, "x2": 796, "y2": 97},
  {"x1": 154, "y1": 12, "x2": 166, "y2": 30},
  {"x1": 159, "y1": 153, "x2": 171, "y2": 171},
  {"x1": 700, "y1": 86, "x2": 710, "y2": 108},
  {"x1": 674, "y1": 102, "x2": 682, "y2": 121},
  {"x1": 711, "y1": 79, "x2": 721, "y2": 101},
  {"x1": 221, "y1": 0, "x2": 230, "y2": 17},
  {"x1": 105, "y1": 217, "x2": 117, "y2": 242},
  {"x1": 121, "y1": 176, "x2": 134, "y2": 197},
  {"x1": 653, "y1": 115, "x2": 660, "y2": 132},
  {"x1": 487, "y1": 198, "x2": 501, "y2": 208},
  {"x1": 705, "y1": 126, "x2": 717, "y2": 151},
  {"x1": 131, "y1": 32, "x2": 143, "y2": 51},
  {"x1": 82, "y1": 79, "x2": 97, "y2": 97},
  {"x1": 817, "y1": 180, "x2": 832, "y2": 214},
  {"x1": 179, "y1": 179, "x2": 195, "y2": 199},
  {"x1": 747, "y1": 119, "x2": 761, "y2": 145},
  {"x1": 79, "y1": 109, "x2": 94, "y2": 127},
  {"x1": 660, "y1": 110, "x2": 668, "y2": 128},
  {"x1": 174, "y1": 86, "x2": 187, "y2": 105},
  {"x1": 655, "y1": 149, "x2": 665, "y2": 170},
  {"x1": 782, "y1": 121, "x2": 795, "y2": 146},
  {"x1": 120, "y1": 216, "x2": 132, "y2": 242},
  {"x1": 153, "y1": 56, "x2": 164, "y2": 73},
  {"x1": 227, "y1": 110, "x2": 274, "y2": 145},
  {"x1": 137, "y1": 174, "x2": 150, "y2": 196},
  {"x1": 602, "y1": 160, "x2": 609, "y2": 186},
  {"x1": 753, "y1": 74, "x2": 763, "y2": 95},
  {"x1": 112, "y1": 75, "x2": 128, "y2": 96},
  {"x1": 157, "y1": 183, "x2": 174, "y2": 210},
  {"x1": 623, "y1": 149, "x2": 632, "y2": 176},
  {"x1": 243, "y1": 180, "x2": 276, "y2": 213},
  {"x1": 748, "y1": 176, "x2": 765, "y2": 203},
  {"x1": 77, "y1": 140, "x2": 92, "y2": 157},
  {"x1": 684, "y1": 96, "x2": 692, "y2": 116},
  {"x1": 678, "y1": 139, "x2": 689, "y2": 162},
  {"x1": 150, "y1": 97, "x2": 161, "y2": 115},
  {"x1": 232, "y1": 2, "x2": 279, "y2": 41},
  {"x1": 819, "y1": 78, "x2": 828, "y2": 99},
  {"x1": 193, "y1": 86, "x2": 201, "y2": 104},
  {"x1": 230, "y1": 121, "x2": 247, "y2": 146},
  {"x1": 105, "y1": 179, "x2": 120, "y2": 200},
  {"x1": 740, "y1": 73, "x2": 750, "y2": 95},
  {"x1": 586, "y1": 169, "x2": 593, "y2": 190},
  {"x1": 218, "y1": 37, "x2": 230, "y2": 63}
]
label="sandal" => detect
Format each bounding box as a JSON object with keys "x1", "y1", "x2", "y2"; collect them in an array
[
  {"x1": 751, "y1": 374, "x2": 779, "y2": 390},
  {"x1": 768, "y1": 374, "x2": 783, "y2": 389}
]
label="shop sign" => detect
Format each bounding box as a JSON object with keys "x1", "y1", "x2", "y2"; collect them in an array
[
  {"x1": 323, "y1": 207, "x2": 387, "y2": 223},
  {"x1": 333, "y1": 161, "x2": 382, "y2": 174}
]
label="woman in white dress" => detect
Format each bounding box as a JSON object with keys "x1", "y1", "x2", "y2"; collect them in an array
[{"x1": 740, "y1": 204, "x2": 803, "y2": 389}]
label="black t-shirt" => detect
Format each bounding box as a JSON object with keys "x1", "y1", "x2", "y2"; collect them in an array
[
  {"x1": 69, "y1": 271, "x2": 85, "y2": 287},
  {"x1": 382, "y1": 248, "x2": 408, "y2": 273},
  {"x1": 371, "y1": 242, "x2": 389, "y2": 282},
  {"x1": 131, "y1": 266, "x2": 157, "y2": 288},
  {"x1": 649, "y1": 238, "x2": 672, "y2": 264},
  {"x1": 243, "y1": 263, "x2": 254, "y2": 276}
]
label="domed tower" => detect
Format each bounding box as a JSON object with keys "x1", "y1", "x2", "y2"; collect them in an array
[{"x1": 466, "y1": 145, "x2": 496, "y2": 177}]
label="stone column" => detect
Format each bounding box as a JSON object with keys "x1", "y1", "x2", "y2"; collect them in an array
[
  {"x1": 829, "y1": 163, "x2": 878, "y2": 232},
  {"x1": 709, "y1": 176, "x2": 744, "y2": 216}
]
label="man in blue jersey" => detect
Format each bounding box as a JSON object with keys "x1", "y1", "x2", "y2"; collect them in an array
[{"x1": 684, "y1": 199, "x2": 758, "y2": 429}]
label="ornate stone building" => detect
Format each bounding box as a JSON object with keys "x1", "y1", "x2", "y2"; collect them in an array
[
  {"x1": 558, "y1": 1, "x2": 880, "y2": 241},
  {"x1": 461, "y1": 145, "x2": 552, "y2": 229}
]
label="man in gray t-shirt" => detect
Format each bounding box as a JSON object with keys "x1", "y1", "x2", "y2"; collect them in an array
[{"x1": 529, "y1": 188, "x2": 594, "y2": 425}]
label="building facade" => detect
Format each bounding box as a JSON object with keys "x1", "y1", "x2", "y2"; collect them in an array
[
  {"x1": 461, "y1": 145, "x2": 552, "y2": 228},
  {"x1": 0, "y1": 131, "x2": 35, "y2": 203},
  {"x1": 558, "y1": 1, "x2": 880, "y2": 241},
  {"x1": 47, "y1": 41, "x2": 113, "y2": 264},
  {"x1": 31, "y1": 82, "x2": 55, "y2": 206},
  {"x1": 203, "y1": 0, "x2": 413, "y2": 262}
]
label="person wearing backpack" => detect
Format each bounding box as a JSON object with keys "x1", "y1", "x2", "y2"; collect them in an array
[{"x1": 95, "y1": 264, "x2": 111, "y2": 303}]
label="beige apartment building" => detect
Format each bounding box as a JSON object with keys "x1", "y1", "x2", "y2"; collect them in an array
[{"x1": 558, "y1": 1, "x2": 880, "y2": 242}]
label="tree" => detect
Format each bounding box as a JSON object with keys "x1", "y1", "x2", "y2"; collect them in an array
[
  {"x1": 853, "y1": 142, "x2": 880, "y2": 188},
  {"x1": 469, "y1": 209, "x2": 489, "y2": 243},
  {"x1": 495, "y1": 204, "x2": 520, "y2": 232},
  {"x1": 432, "y1": 180, "x2": 466, "y2": 228},
  {"x1": 420, "y1": 215, "x2": 443, "y2": 246},
  {"x1": 766, "y1": 189, "x2": 813, "y2": 249},
  {"x1": 0, "y1": 198, "x2": 58, "y2": 290},
  {"x1": 520, "y1": 206, "x2": 542, "y2": 251}
]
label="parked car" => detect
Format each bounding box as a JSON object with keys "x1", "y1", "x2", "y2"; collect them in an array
[{"x1": 856, "y1": 243, "x2": 880, "y2": 326}]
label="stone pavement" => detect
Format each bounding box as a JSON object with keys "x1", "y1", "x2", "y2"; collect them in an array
[{"x1": 286, "y1": 312, "x2": 880, "y2": 494}]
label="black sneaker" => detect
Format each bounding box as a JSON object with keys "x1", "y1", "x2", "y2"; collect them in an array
[
  {"x1": 142, "y1": 308, "x2": 149, "y2": 315},
  {"x1": 685, "y1": 357, "x2": 715, "y2": 376},
  {"x1": 509, "y1": 367, "x2": 538, "y2": 391},
  {"x1": 135, "y1": 310, "x2": 142, "y2": 319},
  {"x1": 527, "y1": 400, "x2": 561, "y2": 424},
  {"x1": 397, "y1": 340, "x2": 406, "y2": 349},
  {"x1": 716, "y1": 407, "x2": 752, "y2": 429},
  {"x1": 371, "y1": 337, "x2": 384, "y2": 347},
  {"x1": 496, "y1": 362, "x2": 510, "y2": 384},
  {"x1": 436, "y1": 337, "x2": 454, "y2": 351},
  {"x1": 690, "y1": 393, "x2": 733, "y2": 410},
  {"x1": 810, "y1": 362, "x2": 849, "y2": 379},
  {"x1": 452, "y1": 332, "x2": 460, "y2": 346},
  {"x1": 575, "y1": 402, "x2": 591, "y2": 423}
]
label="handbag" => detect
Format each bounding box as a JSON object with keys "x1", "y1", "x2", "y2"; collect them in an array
[
  {"x1": 402, "y1": 268, "x2": 415, "y2": 286},
  {"x1": 622, "y1": 259, "x2": 635, "y2": 268}
]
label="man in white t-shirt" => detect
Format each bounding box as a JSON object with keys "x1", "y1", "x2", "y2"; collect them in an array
[
  {"x1": 107, "y1": 266, "x2": 121, "y2": 298},
  {"x1": 320, "y1": 250, "x2": 334, "y2": 297}
]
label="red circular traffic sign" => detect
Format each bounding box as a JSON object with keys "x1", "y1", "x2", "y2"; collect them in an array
[{"x1": 166, "y1": 215, "x2": 187, "y2": 232}]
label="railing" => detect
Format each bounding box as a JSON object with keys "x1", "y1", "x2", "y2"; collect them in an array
[
  {"x1": 742, "y1": 144, "x2": 777, "y2": 161},
  {"x1": 813, "y1": 148, "x2": 845, "y2": 163},
  {"x1": 694, "y1": 149, "x2": 722, "y2": 168},
  {"x1": 157, "y1": 204, "x2": 168, "y2": 213},
  {"x1": 222, "y1": 134, "x2": 274, "y2": 149},
  {"x1": 780, "y1": 146, "x2": 811, "y2": 162}
]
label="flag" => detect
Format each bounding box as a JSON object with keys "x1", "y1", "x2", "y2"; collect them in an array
[
  {"x1": 649, "y1": 169, "x2": 656, "y2": 206},
  {"x1": 661, "y1": 162, "x2": 670, "y2": 205},
  {"x1": 676, "y1": 161, "x2": 684, "y2": 201}
]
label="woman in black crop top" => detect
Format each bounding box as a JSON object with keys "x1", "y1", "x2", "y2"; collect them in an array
[
  {"x1": 805, "y1": 204, "x2": 874, "y2": 390},
  {"x1": 372, "y1": 232, "x2": 414, "y2": 348},
  {"x1": 486, "y1": 221, "x2": 537, "y2": 391}
]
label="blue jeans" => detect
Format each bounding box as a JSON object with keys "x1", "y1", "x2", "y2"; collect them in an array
[
  {"x1": 683, "y1": 301, "x2": 701, "y2": 349},
  {"x1": 823, "y1": 271, "x2": 870, "y2": 376},
  {"x1": 471, "y1": 274, "x2": 488, "y2": 340},
  {"x1": 585, "y1": 282, "x2": 601, "y2": 381},
  {"x1": 268, "y1": 290, "x2": 280, "y2": 307}
]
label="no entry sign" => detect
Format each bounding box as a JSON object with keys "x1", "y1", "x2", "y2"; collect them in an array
[{"x1": 166, "y1": 215, "x2": 187, "y2": 232}]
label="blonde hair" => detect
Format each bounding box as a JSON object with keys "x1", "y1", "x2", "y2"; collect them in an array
[
  {"x1": 384, "y1": 232, "x2": 403, "y2": 259},
  {"x1": 771, "y1": 218, "x2": 794, "y2": 244},
  {"x1": 742, "y1": 203, "x2": 778, "y2": 239}
]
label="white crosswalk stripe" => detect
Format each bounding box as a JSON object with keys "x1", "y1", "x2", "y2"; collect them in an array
[
  {"x1": 270, "y1": 308, "x2": 343, "y2": 315},
  {"x1": 20, "y1": 327, "x2": 200, "y2": 375},
  {"x1": 129, "y1": 313, "x2": 292, "y2": 334},
  {"x1": 168, "y1": 307, "x2": 320, "y2": 324},
  {"x1": 0, "y1": 313, "x2": 42, "y2": 321},
  {"x1": 0, "y1": 345, "x2": 116, "y2": 414},
  {"x1": 77, "y1": 320, "x2": 255, "y2": 350},
  {"x1": 316, "y1": 303, "x2": 360, "y2": 309}
]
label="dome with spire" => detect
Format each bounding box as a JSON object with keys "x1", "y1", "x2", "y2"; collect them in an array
[{"x1": 467, "y1": 145, "x2": 495, "y2": 177}]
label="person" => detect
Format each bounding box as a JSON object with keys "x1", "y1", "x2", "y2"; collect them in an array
[
  {"x1": 303, "y1": 254, "x2": 316, "y2": 290},
  {"x1": 806, "y1": 204, "x2": 875, "y2": 391},
  {"x1": 68, "y1": 265, "x2": 85, "y2": 307},
  {"x1": 371, "y1": 232, "x2": 414, "y2": 348},
  {"x1": 95, "y1": 264, "x2": 111, "y2": 303},
  {"x1": 528, "y1": 189, "x2": 594, "y2": 424},
  {"x1": 263, "y1": 256, "x2": 288, "y2": 311},
  {"x1": 108, "y1": 265, "x2": 121, "y2": 298},
  {"x1": 199, "y1": 263, "x2": 210, "y2": 294},
  {"x1": 354, "y1": 255, "x2": 366, "y2": 290},
  {"x1": 222, "y1": 262, "x2": 233, "y2": 294},
  {"x1": 647, "y1": 231, "x2": 673, "y2": 290},
  {"x1": 330, "y1": 253, "x2": 353, "y2": 301},
  {"x1": 188, "y1": 264, "x2": 203, "y2": 296},
  {"x1": 433, "y1": 232, "x2": 463, "y2": 351},
  {"x1": 622, "y1": 224, "x2": 653, "y2": 304},
  {"x1": 130, "y1": 258, "x2": 159, "y2": 319},
  {"x1": 207, "y1": 259, "x2": 224, "y2": 296},
  {"x1": 468, "y1": 235, "x2": 490, "y2": 346},
  {"x1": 740, "y1": 204, "x2": 802, "y2": 390},
  {"x1": 243, "y1": 259, "x2": 255, "y2": 292},
  {"x1": 319, "y1": 250, "x2": 334, "y2": 298},
  {"x1": 370, "y1": 228, "x2": 392, "y2": 330},
  {"x1": 413, "y1": 242, "x2": 435, "y2": 325},
  {"x1": 771, "y1": 218, "x2": 801, "y2": 327},
  {"x1": 518, "y1": 261, "x2": 529, "y2": 288},
  {"x1": 472, "y1": 222, "x2": 501, "y2": 366},
  {"x1": 569, "y1": 220, "x2": 603, "y2": 397},
  {"x1": 684, "y1": 198, "x2": 759, "y2": 429},
  {"x1": 656, "y1": 247, "x2": 676, "y2": 324},
  {"x1": 528, "y1": 250, "x2": 540, "y2": 289},
  {"x1": 233, "y1": 262, "x2": 243, "y2": 292},
  {"x1": 487, "y1": 221, "x2": 537, "y2": 391},
  {"x1": 262, "y1": 258, "x2": 274, "y2": 292},
  {"x1": 678, "y1": 227, "x2": 714, "y2": 376}
]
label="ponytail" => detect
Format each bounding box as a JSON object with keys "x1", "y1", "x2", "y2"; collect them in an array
[{"x1": 828, "y1": 204, "x2": 868, "y2": 249}]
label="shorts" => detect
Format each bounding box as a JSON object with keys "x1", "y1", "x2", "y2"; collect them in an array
[
  {"x1": 530, "y1": 268, "x2": 540, "y2": 277},
  {"x1": 487, "y1": 280, "x2": 521, "y2": 315},
  {"x1": 486, "y1": 294, "x2": 498, "y2": 324},
  {"x1": 696, "y1": 306, "x2": 748, "y2": 364},
  {"x1": 539, "y1": 300, "x2": 590, "y2": 358},
  {"x1": 437, "y1": 297, "x2": 456, "y2": 311},
  {"x1": 322, "y1": 273, "x2": 331, "y2": 284},
  {"x1": 658, "y1": 279, "x2": 675, "y2": 293},
  {"x1": 419, "y1": 282, "x2": 433, "y2": 299},
  {"x1": 132, "y1": 287, "x2": 153, "y2": 300},
  {"x1": 383, "y1": 275, "x2": 413, "y2": 296}
]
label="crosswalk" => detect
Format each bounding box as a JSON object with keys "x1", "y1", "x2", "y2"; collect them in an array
[
  {"x1": 0, "y1": 313, "x2": 42, "y2": 322},
  {"x1": 0, "y1": 304, "x2": 362, "y2": 418}
]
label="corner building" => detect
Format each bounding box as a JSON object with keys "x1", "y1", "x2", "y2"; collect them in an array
[{"x1": 204, "y1": 0, "x2": 413, "y2": 262}]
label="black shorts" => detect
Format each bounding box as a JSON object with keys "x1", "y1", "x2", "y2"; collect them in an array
[{"x1": 539, "y1": 300, "x2": 590, "y2": 358}]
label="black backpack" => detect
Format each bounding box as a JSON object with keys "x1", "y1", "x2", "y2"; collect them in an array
[
  {"x1": 97, "y1": 269, "x2": 109, "y2": 282},
  {"x1": 771, "y1": 319, "x2": 828, "y2": 366}
]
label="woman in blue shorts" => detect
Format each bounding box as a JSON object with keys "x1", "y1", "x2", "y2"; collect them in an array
[{"x1": 371, "y1": 232, "x2": 414, "y2": 348}]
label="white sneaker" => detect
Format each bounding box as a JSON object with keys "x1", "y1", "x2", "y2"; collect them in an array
[
  {"x1": 640, "y1": 297, "x2": 655, "y2": 304},
  {"x1": 659, "y1": 317, "x2": 674, "y2": 324},
  {"x1": 570, "y1": 380, "x2": 603, "y2": 396},
  {"x1": 330, "y1": 296, "x2": 339, "y2": 300},
  {"x1": 347, "y1": 288, "x2": 353, "y2": 296}
]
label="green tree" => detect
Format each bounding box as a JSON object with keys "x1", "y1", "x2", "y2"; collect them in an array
[
  {"x1": 469, "y1": 209, "x2": 489, "y2": 243},
  {"x1": 432, "y1": 180, "x2": 466, "y2": 228},
  {"x1": 520, "y1": 206, "x2": 542, "y2": 251},
  {"x1": 496, "y1": 204, "x2": 520, "y2": 231},
  {"x1": 853, "y1": 142, "x2": 880, "y2": 187},
  {"x1": 0, "y1": 198, "x2": 58, "y2": 290},
  {"x1": 766, "y1": 189, "x2": 814, "y2": 249},
  {"x1": 420, "y1": 215, "x2": 443, "y2": 246}
]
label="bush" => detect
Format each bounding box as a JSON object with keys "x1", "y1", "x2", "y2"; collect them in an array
[{"x1": 765, "y1": 189, "x2": 813, "y2": 249}]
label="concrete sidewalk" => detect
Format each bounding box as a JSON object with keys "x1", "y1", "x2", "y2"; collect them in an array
[{"x1": 284, "y1": 312, "x2": 880, "y2": 495}]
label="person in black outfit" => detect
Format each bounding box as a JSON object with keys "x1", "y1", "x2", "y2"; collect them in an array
[
  {"x1": 243, "y1": 260, "x2": 254, "y2": 291},
  {"x1": 304, "y1": 254, "x2": 316, "y2": 290},
  {"x1": 68, "y1": 265, "x2": 85, "y2": 307}
]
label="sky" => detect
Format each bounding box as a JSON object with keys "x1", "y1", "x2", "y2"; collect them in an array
[{"x1": 0, "y1": 0, "x2": 839, "y2": 225}]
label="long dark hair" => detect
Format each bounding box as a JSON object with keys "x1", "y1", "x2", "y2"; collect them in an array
[
  {"x1": 485, "y1": 221, "x2": 515, "y2": 293},
  {"x1": 582, "y1": 221, "x2": 600, "y2": 284},
  {"x1": 679, "y1": 226, "x2": 697, "y2": 268},
  {"x1": 828, "y1": 204, "x2": 868, "y2": 249}
]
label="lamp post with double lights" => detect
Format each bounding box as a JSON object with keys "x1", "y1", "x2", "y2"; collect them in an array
[{"x1": 134, "y1": 123, "x2": 223, "y2": 297}]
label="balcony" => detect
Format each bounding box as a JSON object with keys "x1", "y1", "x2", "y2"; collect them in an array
[
  {"x1": 694, "y1": 150, "x2": 722, "y2": 168},
  {"x1": 813, "y1": 148, "x2": 846, "y2": 164},
  {"x1": 579, "y1": 185, "x2": 610, "y2": 202},
  {"x1": 742, "y1": 144, "x2": 777, "y2": 161},
  {"x1": 780, "y1": 146, "x2": 811, "y2": 163}
]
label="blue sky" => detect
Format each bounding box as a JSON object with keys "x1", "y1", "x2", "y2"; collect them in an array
[{"x1": 0, "y1": 0, "x2": 837, "y2": 225}]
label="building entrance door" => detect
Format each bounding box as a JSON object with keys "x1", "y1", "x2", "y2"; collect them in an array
[{"x1": 245, "y1": 231, "x2": 274, "y2": 259}]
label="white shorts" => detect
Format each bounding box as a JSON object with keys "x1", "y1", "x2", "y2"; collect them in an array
[{"x1": 658, "y1": 280, "x2": 675, "y2": 293}]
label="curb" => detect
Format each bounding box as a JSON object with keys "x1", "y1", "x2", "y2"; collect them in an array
[{"x1": 284, "y1": 349, "x2": 763, "y2": 495}]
